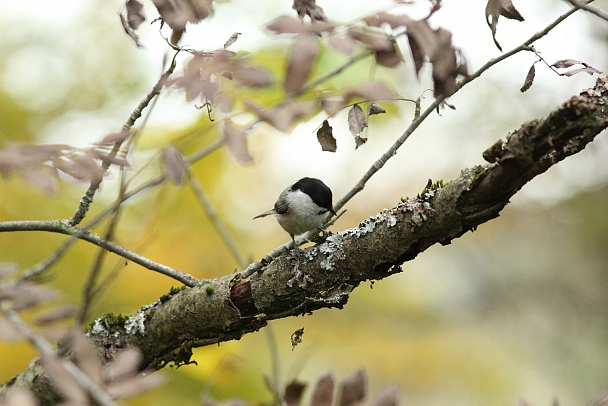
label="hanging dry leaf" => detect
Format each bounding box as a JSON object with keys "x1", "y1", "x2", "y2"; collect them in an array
[
  {"x1": 316, "y1": 120, "x2": 336, "y2": 152},
  {"x1": 354, "y1": 135, "x2": 367, "y2": 149},
  {"x1": 372, "y1": 383, "x2": 400, "y2": 406},
  {"x1": 120, "y1": 14, "x2": 144, "y2": 48},
  {"x1": 151, "y1": 0, "x2": 214, "y2": 43},
  {"x1": 0, "y1": 388, "x2": 38, "y2": 406},
  {"x1": 267, "y1": 15, "x2": 334, "y2": 34},
  {"x1": 338, "y1": 369, "x2": 367, "y2": 406},
  {"x1": 485, "y1": 0, "x2": 524, "y2": 51},
  {"x1": 162, "y1": 145, "x2": 187, "y2": 185},
  {"x1": 364, "y1": 12, "x2": 412, "y2": 29},
  {"x1": 328, "y1": 34, "x2": 356, "y2": 55},
  {"x1": 232, "y1": 65, "x2": 274, "y2": 87},
  {"x1": 347, "y1": 27, "x2": 393, "y2": 51},
  {"x1": 126, "y1": 0, "x2": 146, "y2": 30},
  {"x1": 293, "y1": 0, "x2": 327, "y2": 22},
  {"x1": 348, "y1": 104, "x2": 367, "y2": 137},
  {"x1": 21, "y1": 166, "x2": 60, "y2": 195},
  {"x1": 520, "y1": 63, "x2": 536, "y2": 92},
  {"x1": 223, "y1": 121, "x2": 253, "y2": 164},
  {"x1": 33, "y1": 305, "x2": 78, "y2": 325},
  {"x1": 345, "y1": 81, "x2": 397, "y2": 100},
  {"x1": 311, "y1": 374, "x2": 335, "y2": 406},
  {"x1": 320, "y1": 96, "x2": 346, "y2": 116},
  {"x1": 224, "y1": 32, "x2": 241, "y2": 49},
  {"x1": 107, "y1": 372, "x2": 166, "y2": 399},
  {"x1": 284, "y1": 34, "x2": 319, "y2": 94},
  {"x1": 68, "y1": 330, "x2": 103, "y2": 385},
  {"x1": 367, "y1": 101, "x2": 386, "y2": 115},
  {"x1": 40, "y1": 352, "x2": 88, "y2": 405},
  {"x1": 106, "y1": 348, "x2": 143, "y2": 380},
  {"x1": 283, "y1": 380, "x2": 307, "y2": 406},
  {"x1": 375, "y1": 39, "x2": 404, "y2": 68},
  {"x1": 551, "y1": 60, "x2": 602, "y2": 76}
]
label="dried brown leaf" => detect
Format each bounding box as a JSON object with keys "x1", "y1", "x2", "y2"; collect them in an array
[
  {"x1": 338, "y1": 369, "x2": 367, "y2": 406},
  {"x1": 551, "y1": 59, "x2": 584, "y2": 69},
  {"x1": 430, "y1": 28, "x2": 458, "y2": 97},
  {"x1": 52, "y1": 153, "x2": 103, "y2": 183},
  {"x1": 126, "y1": 0, "x2": 146, "y2": 30},
  {"x1": 0, "y1": 262, "x2": 18, "y2": 279},
  {"x1": 354, "y1": 135, "x2": 367, "y2": 149},
  {"x1": 367, "y1": 101, "x2": 386, "y2": 116},
  {"x1": 283, "y1": 380, "x2": 307, "y2": 406},
  {"x1": 345, "y1": 81, "x2": 397, "y2": 100},
  {"x1": 316, "y1": 120, "x2": 337, "y2": 152},
  {"x1": 311, "y1": 374, "x2": 335, "y2": 406},
  {"x1": 151, "y1": 0, "x2": 213, "y2": 33},
  {"x1": 328, "y1": 34, "x2": 356, "y2": 55},
  {"x1": 21, "y1": 165, "x2": 60, "y2": 194},
  {"x1": 407, "y1": 32, "x2": 425, "y2": 78},
  {"x1": 1, "y1": 388, "x2": 39, "y2": 406},
  {"x1": 224, "y1": 32, "x2": 241, "y2": 49},
  {"x1": 347, "y1": 27, "x2": 393, "y2": 51},
  {"x1": 162, "y1": 145, "x2": 187, "y2": 185},
  {"x1": 40, "y1": 352, "x2": 88, "y2": 404},
  {"x1": 375, "y1": 40, "x2": 404, "y2": 68},
  {"x1": 107, "y1": 371, "x2": 166, "y2": 399},
  {"x1": 290, "y1": 327, "x2": 305, "y2": 351},
  {"x1": 551, "y1": 60, "x2": 602, "y2": 76},
  {"x1": 520, "y1": 63, "x2": 536, "y2": 92},
  {"x1": 34, "y1": 305, "x2": 78, "y2": 325},
  {"x1": 232, "y1": 66, "x2": 275, "y2": 87},
  {"x1": 372, "y1": 383, "x2": 400, "y2": 406},
  {"x1": 120, "y1": 13, "x2": 144, "y2": 48},
  {"x1": 485, "y1": 0, "x2": 524, "y2": 51},
  {"x1": 223, "y1": 121, "x2": 253, "y2": 164},
  {"x1": 348, "y1": 104, "x2": 367, "y2": 137},
  {"x1": 293, "y1": 0, "x2": 327, "y2": 22},
  {"x1": 364, "y1": 12, "x2": 412, "y2": 29},
  {"x1": 0, "y1": 317, "x2": 22, "y2": 341},
  {"x1": 285, "y1": 34, "x2": 319, "y2": 94},
  {"x1": 267, "y1": 15, "x2": 334, "y2": 34},
  {"x1": 0, "y1": 282, "x2": 58, "y2": 311},
  {"x1": 69, "y1": 330, "x2": 103, "y2": 385},
  {"x1": 561, "y1": 66, "x2": 602, "y2": 76},
  {"x1": 320, "y1": 96, "x2": 346, "y2": 116}
]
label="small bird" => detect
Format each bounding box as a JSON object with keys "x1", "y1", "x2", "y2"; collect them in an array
[{"x1": 254, "y1": 177, "x2": 336, "y2": 254}]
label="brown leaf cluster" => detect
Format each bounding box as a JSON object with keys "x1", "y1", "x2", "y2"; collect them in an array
[
  {"x1": 168, "y1": 49, "x2": 274, "y2": 111},
  {"x1": 152, "y1": 0, "x2": 214, "y2": 43},
  {"x1": 292, "y1": 0, "x2": 327, "y2": 22},
  {"x1": 0, "y1": 142, "x2": 128, "y2": 194}
]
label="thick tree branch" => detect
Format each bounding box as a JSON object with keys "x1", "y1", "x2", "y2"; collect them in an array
[{"x1": 3, "y1": 77, "x2": 606, "y2": 404}]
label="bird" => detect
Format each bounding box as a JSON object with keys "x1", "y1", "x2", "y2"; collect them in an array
[{"x1": 253, "y1": 177, "x2": 336, "y2": 254}]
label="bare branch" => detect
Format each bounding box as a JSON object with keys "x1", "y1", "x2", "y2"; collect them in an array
[
  {"x1": 564, "y1": 0, "x2": 608, "y2": 22},
  {"x1": 0, "y1": 221, "x2": 199, "y2": 287},
  {"x1": 187, "y1": 167, "x2": 248, "y2": 269}
]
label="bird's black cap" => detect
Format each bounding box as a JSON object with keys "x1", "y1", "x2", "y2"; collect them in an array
[{"x1": 291, "y1": 177, "x2": 335, "y2": 214}]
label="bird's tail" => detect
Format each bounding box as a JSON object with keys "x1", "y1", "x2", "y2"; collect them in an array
[{"x1": 253, "y1": 209, "x2": 276, "y2": 219}]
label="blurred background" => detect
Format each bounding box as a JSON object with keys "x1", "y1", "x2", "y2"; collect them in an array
[{"x1": 1, "y1": 0, "x2": 608, "y2": 405}]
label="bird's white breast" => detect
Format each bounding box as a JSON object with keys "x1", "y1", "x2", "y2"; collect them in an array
[{"x1": 275, "y1": 190, "x2": 329, "y2": 236}]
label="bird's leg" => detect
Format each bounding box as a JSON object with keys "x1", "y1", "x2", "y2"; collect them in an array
[{"x1": 291, "y1": 235, "x2": 303, "y2": 256}]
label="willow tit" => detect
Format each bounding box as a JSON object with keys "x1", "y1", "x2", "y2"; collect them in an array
[{"x1": 254, "y1": 177, "x2": 336, "y2": 254}]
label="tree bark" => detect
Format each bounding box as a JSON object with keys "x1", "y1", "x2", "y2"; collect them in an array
[{"x1": 2, "y1": 76, "x2": 608, "y2": 405}]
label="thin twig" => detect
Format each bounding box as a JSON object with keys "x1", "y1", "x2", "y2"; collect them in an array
[
  {"x1": 564, "y1": 0, "x2": 607, "y2": 22},
  {"x1": 0, "y1": 221, "x2": 199, "y2": 287},
  {"x1": 2, "y1": 309, "x2": 118, "y2": 406},
  {"x1": 187, "y1": 167, "x2": 248, "y2": 269}
]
